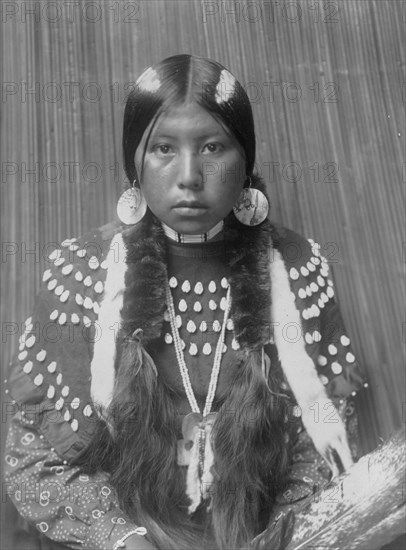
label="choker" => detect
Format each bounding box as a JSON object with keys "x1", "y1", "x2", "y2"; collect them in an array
[{"x1": 161, "y1": 220, "x2": 224, "y2": 243}]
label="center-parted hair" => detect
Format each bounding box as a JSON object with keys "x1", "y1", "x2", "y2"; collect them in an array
[{"x1": 122, "y1": 54, "x2": 256, "y2": 184}]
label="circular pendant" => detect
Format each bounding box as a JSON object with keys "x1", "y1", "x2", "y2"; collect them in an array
[
  {"x1": 233, "y1": 188, "x2": 269, "y2": 226},
  {"x1": 117, "y1": 187, "x2": 147, "y2": 225}
]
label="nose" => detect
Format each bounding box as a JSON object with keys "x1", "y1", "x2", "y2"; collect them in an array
[{"x1": 178, "y1": 151, "x2": 203, "y2": 190}]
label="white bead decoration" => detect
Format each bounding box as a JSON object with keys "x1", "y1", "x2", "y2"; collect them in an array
[
  {"x1": 55, "y1": 285, "x2": 64, "y2": 296},
  {"x1": 200, "y1": 321, "x2": 207, "y2": 332},
  {"x1": 23, "y1": 361, "x2": 33, "y2": 374},
  {"x1": 231, "y1": 338, "x2": 240, "y2": 350},
  {"x1": 56, "y1": 373, "x2": 62, "y2": 385},
  {"x1": 25, "y1": 336, "x2": 36, "y2": 348},
  {"x1": 341, "y1": 335, "x2": 351, "y2": 346},
  {"x1": 84, "y1": 276, "x2": 92, "y2": 287},
  {"x1": 68, "y1": 243, "x2": 79, "y2": 252},
  {"x1": 71, "y1": 420, "x2": 79, "y2": 432},
  {"x1": 300, "y1": 266, "x2": 309, "y2": 277},
  {"x1": 88, "y1": 256, "x2": 99, "y2": 270},
  {"x1": 54, "y1": 257, "x2": 65, "y2": 267},
  {"x1": 75, "y1": 271, "x2": 83, "y2": 282},
  {"x1": 165, "y1": 284, "x2": 231, "y2": 417},
  {"x1": 189, "y1": 343, "x2": 198, "y2": 356},
  {"x1": 328, "y1": 344, "x2": 338, "y2": 355},
  {"x1": 176, "y1": 315, "x2": 182, "y2": 328},
  {"x1": 298, "y1": 289, "x2": 307, "y2": 299},
  {"x1": 202, "y1": 343, "x2": 212, "y2": 355},
  {"x1": 186, "y1": 320, "x2": 197, "y2": 333},
  {"x1": 331, "y1": 362, "x2": 342, "y2": 374},
  {"x1": 75, "y1": 294, "x2": 84, "y2": 305},
  {"x1": 306, "y1": 286, "x2": 312, "y2": 297},
  {"x1": 193, "y1": 301, "x2": 202, "y2": 312},
  {"x1": 209, "y1": 300, "x2": 217, "y2": 311},
  {"x1": 289, "y1": 268, "x2": 299, "y2": 280},
  {"x1": 194, "y1": 282, "x2": 203, "y2": 295},
  {"x1": 164, "y1": 309, "x2": 170, "y2": 322},
  {"x1": 55, "y1": 398, "x2": 64, "y2": 411},
  {"x1": 34, "y1": 374, "x2": 43, "y2": 386},
  {"x1": 94, "y1": 281, "x2": 104, "y2": 294},
  {"x1": 312, "y1": 330, "x2": 322, "y2": 342},
  {"x1": 318, "y1": 355, "x2": 328, "y2": 366},
  {"x1": 58, "y1": 313, "x2": 67, "y2": 325},
  {"x1": 164, "y1": 333, "x2": 173, "y2": 344},
  {"x1": 169, "y1": 277, "x2": 178, "y2": 288},
  {"x1": 61, "y1": 386, "x2": 70, "y2": 397},
  {"x1": 47, "y1": 361, "x2": 57, "y2": 373},
  {"x1": 327, "y1": 287, "x2": 334, "y2": 298},
  {"x1": 62, "y1": 264, "x2": 73, "y2": 276},
  {"x1": 221, "y1": 277, "x2": 229, "y2": 289},
  {"x1": 220, "y1": 297, "x2": 227, "y2": 311},
  {"x1": 48, "y1": 249, "x2": 61, "y2": 261},
  {"x1": 18, "y1": 351, "x2": 28, "y2": 361},
  {"x1": 71, "y1": 313, "x2": 80, "y2": 324},
  {"x1": 64, "y1": 410, "x2": 71, "y2": 422},
  {"x1": 346, "y1": 352, "x2": 355, "y2": 363},
  {"x1": 178, "y1": 299, "x2": 187, "y2": 312},
  {"x1": 36, "y1": 350, "x2": 46, "y2": 362},
  {"x1": 47, "y1": 385, "x2": 55, "y2": 399},
  {"x1": 307, "y1": 262, "x2": 316, "y2": 272},
  {"x1": 317, "y1": 275, "x2": 325, "y2": 286},
  {"x1": 208, "y1": 281, "x2": 216, "y2": 293},
  {"x1": 83, "y1": 404, "x2": 93, "y2": 417},
  {"x1": 60, "y1": 290, "x2": 70, "y2": 303},
  {"x1": 42, "y1": 269, "x2": 52, "y2": 282},
  {"x1": 84, "y1": 297, "x2": 93, "y2": 310},
  {"x1": 100, "y1": 260, "x2": 108, "y2": 269},
  {"x1": 50, "y1": 309, "x2": 59, "y2": 321},
  {"x1": 213, "y1": 320, "x2": 221, "y2": 332},
  {"x1": 48, "y1": 279, "x2": 57, "y2": 290},
  {"x1": 181, "y1": 280, "x2": 191, "y2": 293},
  {"x1": 226, "y1": 318, "x2": 234, "y2": 331},
  {"x1": 83, "y1": 316, "x2": 92, "y2": 327},
  {"x1": 76, "y1": 249, "x2": 87, "y2": 258},
  {"x1": 305, "y1": 333, "x2": 313, "y2": 345},
  {"x1": 310, "y1": 282, "x2": 318, "y2": 293}
]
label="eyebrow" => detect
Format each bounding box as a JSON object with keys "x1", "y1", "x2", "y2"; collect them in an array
[{"x1": 149, "y1": 131, "x2": 228, "y2": 141}]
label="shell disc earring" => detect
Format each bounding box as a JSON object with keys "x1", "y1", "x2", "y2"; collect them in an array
[
  {"x1": 233, "y1": 177, "x2": 269, "y2": 226},
  {"x1": 117, "y1": 180, "x2": 147, "y2": 225}
]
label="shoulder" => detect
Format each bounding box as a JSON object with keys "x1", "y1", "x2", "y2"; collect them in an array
[{"x1": 6, "y1": 221, "x2": 125, "y2": 460}]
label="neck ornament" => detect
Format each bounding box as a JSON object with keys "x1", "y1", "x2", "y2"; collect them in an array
[{"x1": 161, "y1": 221, "x2": 224, "y2": 243}]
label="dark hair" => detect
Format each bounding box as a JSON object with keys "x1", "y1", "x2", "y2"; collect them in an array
[{"x1": 122, "y1": 54, "x2": 256, "y2": 185}]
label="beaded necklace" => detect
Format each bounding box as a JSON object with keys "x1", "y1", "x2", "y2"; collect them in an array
[
  {"x1": 161, "y1": 220, "x2": 224, "y2": 243},
  {"x1": 165, "y1": 284, "x2": 231, "y2": 417},
  {"x1": 165, "y1": 282, "x2": 232, "y2": 512}
]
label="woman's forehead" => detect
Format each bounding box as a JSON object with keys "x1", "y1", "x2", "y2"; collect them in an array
[{"x1": 150, "y1": 103, "x2": 228, "y2": 136}]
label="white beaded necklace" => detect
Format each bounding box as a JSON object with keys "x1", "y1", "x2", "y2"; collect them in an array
[
  {"x1": 162, "y1": 221, "x2": 224, "y2": 244},
  {"x1": 165, "y1": 283, "x2": 231, "y2": 417}
]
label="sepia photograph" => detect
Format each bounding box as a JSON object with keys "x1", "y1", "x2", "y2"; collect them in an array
[{"x1": 1, "y1": 1, "x2": 405, "y2": 549}]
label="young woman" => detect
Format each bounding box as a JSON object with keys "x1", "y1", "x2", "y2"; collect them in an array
[{"x1": 4, "y1": 55, "x2": 366, "y2": 550}]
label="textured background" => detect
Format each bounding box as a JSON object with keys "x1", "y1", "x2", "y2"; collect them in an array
[{"x1": 1, "y1": 0, "x2": 405, "y2": 544}]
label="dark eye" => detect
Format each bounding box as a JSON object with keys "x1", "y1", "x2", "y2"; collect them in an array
[
  {"x1": 203, "y1": 142, "x2": 223, "y2": 154},
  {"x1": 156, "y1": 144, "x2": 171, "y2": 155}
]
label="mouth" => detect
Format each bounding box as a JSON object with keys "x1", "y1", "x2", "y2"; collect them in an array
[{"x1": 172, "y1": 200, "x2": 208, "y2": 216}]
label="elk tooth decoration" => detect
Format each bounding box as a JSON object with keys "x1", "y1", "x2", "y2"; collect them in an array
[
  {"x1": 136, "y1": 66, "x2": 161, "y2": 93},
  {"x1": 215, "y1": 69, "x2": 236, "y2": 104}
]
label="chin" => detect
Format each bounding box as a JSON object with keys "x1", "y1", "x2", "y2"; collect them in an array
[{"x1": 167, "y1": 219, "x2": 218, "y2": 235}]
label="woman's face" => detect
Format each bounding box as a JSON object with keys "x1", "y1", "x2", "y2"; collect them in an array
[{"x1": 135, "y1": 102, "x2": 246, "y2": 235}]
